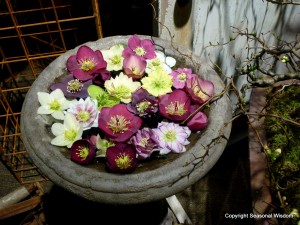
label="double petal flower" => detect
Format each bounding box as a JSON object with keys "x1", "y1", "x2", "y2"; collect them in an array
[{"x1": 152, "y1": 122, "x2": 191, "y2": 155}]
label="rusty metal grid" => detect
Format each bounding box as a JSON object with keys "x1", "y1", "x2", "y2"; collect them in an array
[{"x1": 0, "y1": 0, "x2": 103, "y2": 184}]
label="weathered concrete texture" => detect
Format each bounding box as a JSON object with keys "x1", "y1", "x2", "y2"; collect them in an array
[
  {"x1": 21, "y1": 35, "x2": 232, "y2": 205},
  {"x1": 159, "y1": 0, "x2": 300, "y2": 105}
]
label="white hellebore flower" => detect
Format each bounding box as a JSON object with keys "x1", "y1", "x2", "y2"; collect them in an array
[
  {"x1": 67, "y1": 97, "x2": 99, "y2": 130},
  {"x1": 51, "y1": 112, "x2": 83, "y2": 148},
  {"x1": 37, "y1": 88, "x2": 75, "y2": 120},
  {"x1": 101, "y1": 44, "x2": 125, "y2": 71},
  {"x1": 146, "y1": 51, "x2": 176, "y2": 74}
]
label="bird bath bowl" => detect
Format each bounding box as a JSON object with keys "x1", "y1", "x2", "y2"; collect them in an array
[{"x1": 21, "y1": 35, "x2": 232, "y2": 205}]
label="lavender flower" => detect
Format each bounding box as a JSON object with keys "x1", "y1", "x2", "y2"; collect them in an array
[
  {"x1": 130, "y1": 128, "x2": 158, "y2": 160},
  {"x1": 152, "y1": 122, "x2": 191, "y2": 155}
]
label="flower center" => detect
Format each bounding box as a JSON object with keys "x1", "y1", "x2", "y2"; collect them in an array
[
  {"x1": 134, "y1": 47, "x2": 146, "y2": 56},
  {"x1": 178, "y1": 73, "x2": 187, "y2": 82},
  {"x1": 163, "y1": 130, "x2": 177, "y2": 142},
  {"x1": 50, "y1": 100, "x2": 61, "y2": 111},
  {"x1": 131, "y1": 66, "x2": 140, "y2": 75},
  {"x1": 151, "y1": 58, "x2": 161, "y2": 67},
  {"x1": 136, "y1": 101, "x2": 151, "y2": 113},
  {"x1": 166, "y1": 101, "x2": 186, "y2": 116},
  {"x1": 80, "y1": 60, "x2": 95, "y2": 72},
  {"x1": 111, "y1": 55, "x2": 121, "y2": 65},
  {"x1": 108, "y1": 115, "x2": 130, "y2": 133},
  {"x1": 77, "y1": 111, "x2": 91, "y2": 122},
  {"x1": 138, "y1": 137, "x2": 149, "y2": 148},
  {"x1": 193, "y1": 85, "x2": 207, "y2": 99},
  {"x1": 115, "y1": 153, "x2": 132, "y2": 169},
  {"x1": 76, "y1": 145, "x2": 89, "y2": 160},
  {"x1": 64, "y1": 129, "x2": 77, "y2": 141},
  {"x1": 113, "y1": 85, "x2": 131, "y2": 99},
  {"x1": 67, "y1": 79, "x2": 83, "y2": 93}
]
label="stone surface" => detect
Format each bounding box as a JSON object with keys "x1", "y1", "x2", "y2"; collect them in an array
[{"x1": 20, "y1": 35, "x2": 232, "y2": 205}]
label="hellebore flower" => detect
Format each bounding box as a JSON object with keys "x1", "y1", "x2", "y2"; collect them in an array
[
  {"x1": 185, "y1": 75, "x2": 214, "y2": 104},
  {"x1": 104, "y1": 72, "x2": 141, "y2": 103},
  {"x1": 171, "y1": 68, "x2": 193, "y2": 89},
  {"x1": 158, "y1": 89, "x2": 191, "y2": 121},
  {"x1": 67, "y1": 97, "x2": 98, "y2": 130},
  {"x1": 130, "y1": 128, "x2": 158, "y2": 160},
  {"x1": 141, "y1": 68, "x2": 173, "y2": 97},
  {"x1": 105, "y1": 143, "x2": 138, "y2": 173},
  {"x1": 51, "y1": 112, "x2": 83, "y2": 148},
  {"x1": 127, "y1": 88, "x2": 158, "y2": 117},
  {"x1": 186, "y1": 111, "x2": 208, "y2": 132},
  {"x1": 98, "y1": 104, "x2": 143, "y2": 142},
  {"x1": 123, "y1": 55, "x2": 147, "y2": 79},
  {"x1": 87, "y1": 84, "x2": 120, "y2": 110},
  {"x1": 152, "y1": 122, "x2": 191, "y2": 155},
  {"x1": 146, "y1": 51, "x2": 176, "y2": 74},
  {"x1": 37, "y1": 88, "x2": 75, "y2": 120},
  {"x1": 122, "y1": 35, "x2": 156, "y2": 60},
  {"x1": 67, "y1": 45, "x2": 107, "y2": 81},
  {"x1": 90, "y1": 134, "x2": 115, "y2": 157},
  {"x1": 50, "y1": 73, "x2": 92, "y2": 99},
  {"x1": 101, "y1": 44, "x2": 125, "y2": 71},
  {"x1": 70, "y1": 139, "x2": 96, "y2": 165}
]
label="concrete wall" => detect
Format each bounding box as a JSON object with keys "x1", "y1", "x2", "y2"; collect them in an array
[{"x1": 158, "y1": 0, "x2": 300, "y2": 105}]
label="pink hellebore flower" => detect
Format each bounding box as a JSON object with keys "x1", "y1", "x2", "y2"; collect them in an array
[
  {"x1": 171, "y1": 68, "x2": 193, "y2": 89},
  {"x1": 158, "y1": 89, "x2": 191, "y2": 121},
  {"x1": 70, "y1": 139, "x2": 96, "y2": 165},
  {"x1": 130, "y1": 128, "x2": 158, "y2": 160},
  {"x1": 185, "y1": 75, "x2": 214, "y2": 104},
  {"x1": 98, "y1": 104, "x2": 143, "y2": 142},
  {"x1": 122, "y1": 35, "x2": 156, "y2": 60},
  {"x1": 105, "y1": 143, "x2": 137, "y2": 173},
  {"x1": 186, "y1": 110, "x2": 208, "y2": 132},
  {"x1": 67, "y1": 45, "x2": 107, "y2": 81},
  {"x1": 123, "y1": 55, "x2": 146, "y2": 79}
]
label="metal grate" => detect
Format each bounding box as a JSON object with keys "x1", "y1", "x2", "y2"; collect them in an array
[{"x1": 0, "y1": 0, "x2": 103, "y2": 184}]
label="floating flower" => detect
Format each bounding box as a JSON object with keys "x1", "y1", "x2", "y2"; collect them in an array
[
  {"x1": 51, "y1": 112, "x2": 83, "y2": 148},
  {"x1": 90, "y1": 134, "x2": 115, "y2": 157},
  {"x1": 67, "y1": 45, "x2": 107, "y2": 81},
  {"x1": 105, "y1": 143, "x2": 137, "y2": 173},
  {"x1": 186, "y1": 110, "x2": 208, "y2": 132},
  {"x1": 141, "y1": 68, "x2": 173, "y2": 97},
  {"x1": 127, "y1": 88, "x2": 158, "y2": 117},
  {"x1": 70, "y1": 139, "x2": 96, "y2": 165},
  {"x1": 130, "y1": 128, "x2": 158, "y2": 160},
  {"x1": 104, "y1": 72, "x2": 141, "y2": 103},
  {"x1": 50, "y1": 74, "x2": 92, "y2": 99},
  {"x1": 101, "y1": 44, "x2": 124, "y2": 71},
  {"x1": 122, "y1": 35, "x2": 156, "y2": 60},
  {"x1": 123, "y1": 55, "x2": 146, "y2": 79},
  {"x1": 152, "y1": 122, "x2": 191, "y2": 155},
  {"x1": 146, "y1": 51, "x2": 176, "y2": 74},
  {"x1": 87, "y1": 84, "x2": 120, "y2": 110},
  {"x1": 67, "y1": 97, "x2": 98, "y2": 130},
  {"x1": 37, "y1": 88, "x2": 75, "y2": 120},
  {"x1": 98, "y1": 104, "x2": 143, "y2": 142},
  {"x1": 158, "y1": 89, "x2": 191, "y2": 121},
  {"x1": 185, "y1": 75, "x2": 214, "y2": 104},
  {"x1": 171, "y1": 68, "x2": 193, "y2": 89}
]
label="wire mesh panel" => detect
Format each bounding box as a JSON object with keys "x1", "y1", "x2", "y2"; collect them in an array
[{"x1": 0, "y1": 0, "x2": 102, "y2": 184}]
